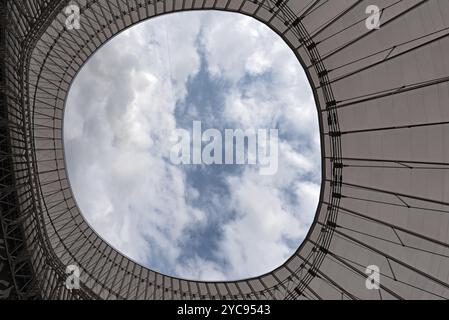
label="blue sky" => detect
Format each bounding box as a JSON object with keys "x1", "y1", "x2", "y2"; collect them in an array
[{"x1": 64, "y1": 11, "x2": 321, "y2": 281}]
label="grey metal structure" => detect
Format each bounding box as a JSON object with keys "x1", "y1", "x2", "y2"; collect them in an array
[{"x1": 0, "y1": 0, "x2": 449, "y2": 300}]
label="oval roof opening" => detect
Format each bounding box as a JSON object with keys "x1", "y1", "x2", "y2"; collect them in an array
[{"x1": 64, "y1": 10, "x2": 321, "y2": 281}]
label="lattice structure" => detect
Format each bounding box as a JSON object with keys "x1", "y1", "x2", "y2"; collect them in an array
[{"x1": 0, "y1": 0, "x2": 448, "y2": 300}]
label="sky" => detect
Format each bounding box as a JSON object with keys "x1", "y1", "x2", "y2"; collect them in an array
[{"x1": 64, "y1": 11, "x2": 321, "y2": 281}]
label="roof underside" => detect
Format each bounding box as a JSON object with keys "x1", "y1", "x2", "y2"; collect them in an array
[{"x1": 1, "y1": 0, "x2": 449, "y2": 300}]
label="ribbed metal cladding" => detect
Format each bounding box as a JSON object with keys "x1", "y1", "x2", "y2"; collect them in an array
[{"x1": 0, "y1": 0, "x2": 448, "y2": 300}]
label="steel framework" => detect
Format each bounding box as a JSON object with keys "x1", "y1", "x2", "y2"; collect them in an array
[{"x1": 0, "y1": 0, "x2": 448, "y2": 300}]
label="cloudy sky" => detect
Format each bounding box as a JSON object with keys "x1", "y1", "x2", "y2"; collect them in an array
[{"x1": 64, "y1": 11, "x2": 321, "y2": 281}]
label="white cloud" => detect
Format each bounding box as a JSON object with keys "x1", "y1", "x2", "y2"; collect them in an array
[{"x1": 65, "y1": 11, "x2": 321, "y2": 281}]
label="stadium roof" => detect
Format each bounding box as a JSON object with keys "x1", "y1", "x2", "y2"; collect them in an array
[{"x1": 1, "y1": 0, "x2": 449, "y2": 299}]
